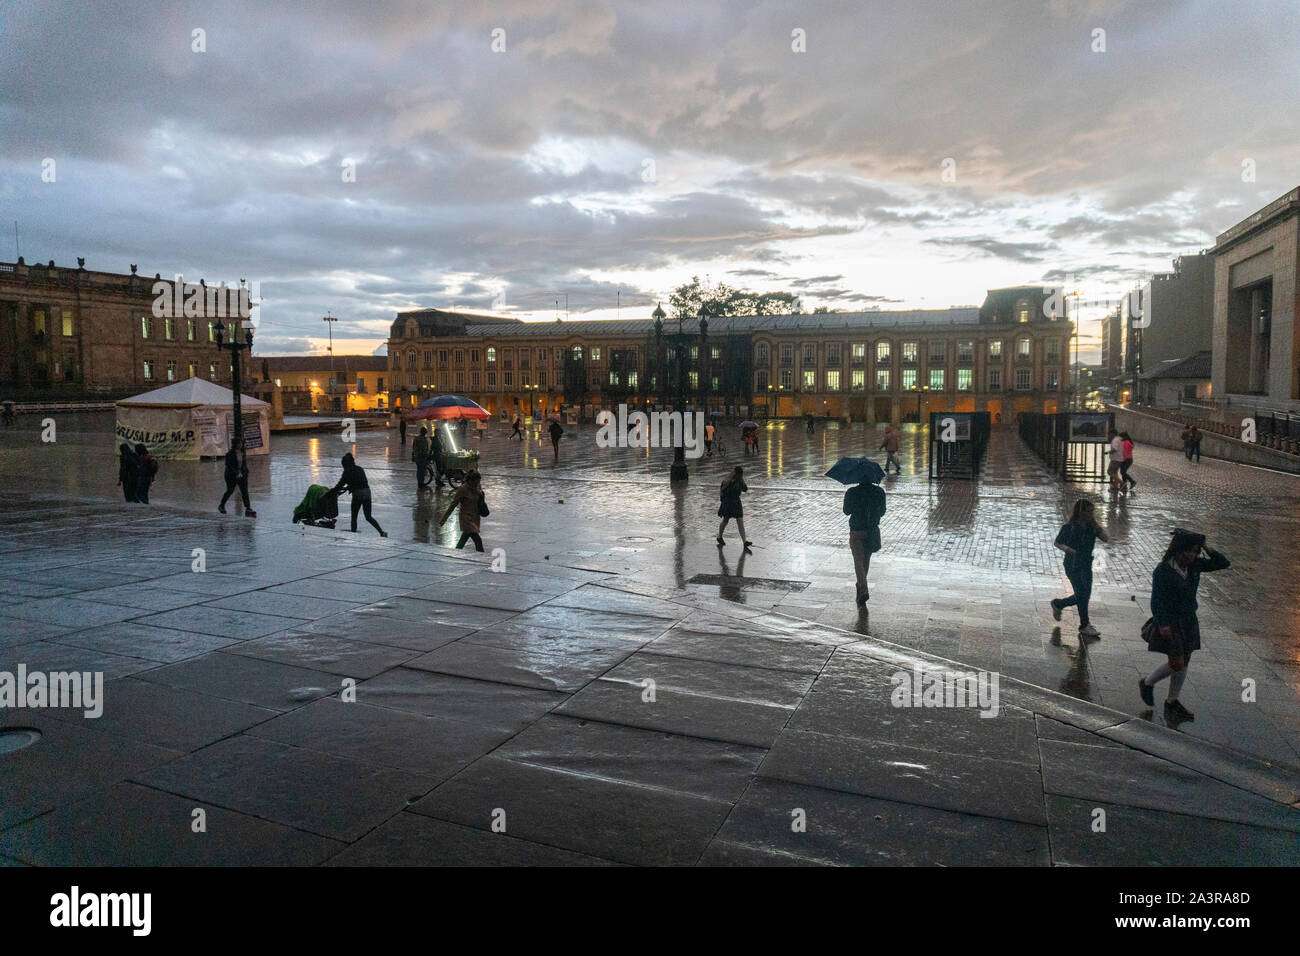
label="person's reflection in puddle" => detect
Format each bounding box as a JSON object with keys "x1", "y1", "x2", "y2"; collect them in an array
[{"x1": 717, "y1": 543, "x2": 747, "y2": 603}]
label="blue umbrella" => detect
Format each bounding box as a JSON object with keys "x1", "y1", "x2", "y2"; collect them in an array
[{"x1": 826, "y1": 457, "x2": 885, "y2": 485}]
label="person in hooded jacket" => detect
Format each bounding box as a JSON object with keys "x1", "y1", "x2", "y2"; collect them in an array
[
  {"x1": 332, "y1": 452, "x2": 387, "y2": 536},
  {"x1": 135, "y1": 443, "x2": 158, "y2": 504},
  {"x1": 118, "y1": 443, "x2": 140, "y2": 502}
]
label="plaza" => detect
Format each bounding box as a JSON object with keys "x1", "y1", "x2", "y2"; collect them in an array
[{"x1": 1, "y1": 415, "x2": 1298, "y2": 865}]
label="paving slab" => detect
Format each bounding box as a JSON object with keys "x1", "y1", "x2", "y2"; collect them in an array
[
  {"x1": 325, "y1": 811, "x2": 614, "y2": 866},
  {"x1": 0, "y1": 782, "x2": 345, "y2": 866},
  {"x1": 133, "y1": 651, "x2": 340, "y2": 712},
  {"x1": 0, "y1": 713, "x2": 180, "y2": 830},
  {"x1": 409, "y1": 755, "x2": 731, "y2": 866},
  {"x1": 52, "y1": 621, "x2": 239, "y2": 663},
  {"x1": 711, "y1": 778, "x2": 1050, "y2": 866},
  {"x1": 496, "y1": 715, "x2": 765, "y2": 802},
  {"x1": 760, "y1": 728, "x2": 1048, "y2": 826},
  {"x1": 355, "y1": 667, "x2": 567, "y2": 732},
  {"x1": 402, "y1": 638, "x2": 631, "y2": 692},
  {"x1": 1045, "y1": 795, "x2": 1300, "y2": 866},
  {"x1": 224, "y1": 630, "x2": 418, "y2": 679},
  {"x1": 247, "y1": 697, "x2": 512, "y2": 778},
  {"x1": 135, "y1": 604, "x2": 309, "y2": 640},
  {"x1": 1038, "y1": 739, "x2": 1300, "y2": 832},
  {"x1": 132, "y1": 735, "x2": 435, "y2": 843}
]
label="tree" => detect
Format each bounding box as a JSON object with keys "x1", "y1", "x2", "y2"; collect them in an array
[{"x1": 668, "y1": 277, "x2": 800, "y2": 318}]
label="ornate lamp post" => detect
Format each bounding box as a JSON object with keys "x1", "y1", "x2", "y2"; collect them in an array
[{"x1": 214, "y1": 317, "x2": 254, "y2": 442}]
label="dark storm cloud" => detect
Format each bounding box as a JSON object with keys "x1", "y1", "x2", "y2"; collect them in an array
[{"x1": 0, "y1": 0, "x2": 1296, "y2": 352}]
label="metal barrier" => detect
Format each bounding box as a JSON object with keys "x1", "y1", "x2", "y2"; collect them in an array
[
  {"x1": 927, "y1": 411, "x2": 990, "y2": 479},
  {"x1": 1019, "y1": 411, "x2": 1114, "y2": 482}
]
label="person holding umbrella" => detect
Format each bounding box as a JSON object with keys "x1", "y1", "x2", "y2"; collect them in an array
[{"x1": 828, "y1": 457, "x2": 886, "y2": 605}]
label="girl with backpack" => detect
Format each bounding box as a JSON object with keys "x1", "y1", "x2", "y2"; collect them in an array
[{"x1": 440, "y1": 470, "x2": 487, "y2": 551}]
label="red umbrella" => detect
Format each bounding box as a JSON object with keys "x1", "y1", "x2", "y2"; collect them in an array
[{"x1": 405, "y1": 394, "x2": 490, "y2": 421}]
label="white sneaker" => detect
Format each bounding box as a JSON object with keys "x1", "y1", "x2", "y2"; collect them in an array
[{"x1": 1079, "y1": 624, "x2": 1100, "y2": 638}]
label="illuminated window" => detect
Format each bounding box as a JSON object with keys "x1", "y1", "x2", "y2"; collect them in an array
[
  {"x1": 187, "y1": 320, "x2": 197, "y2": 341},
  {"x1": 876, "y1": 341, "x2": 890, "y2": 363},
  {"x1": 802, "y1": 370, "x2": 815, "y2": 389},
  {"x1": 166, "y1": 360, "x2": 177, "y2": 382},
  {"x1": 826, "y1": 370, "x2": 840, "y2": 391},
  {"x1": 929, "y1": 369, "x2": 944, "y2": 389},
  {"x1": 875, "y1": 370, "x2": 890, "y2": 390},
  {"x1": 902, "y1": 341, "x2": 917, "y2": 363},
  {"x1": 487, "y1": 347, "x2": 497, "y2": 362},
  {"x1": 62, "y1": 311, "x2": 73, "y2": 336},
  {"x1": 957, "y1": 369, "x2": 972, "y2": 391},
  {"x1": 902, "y1": 369, "x2": 916, "y2": 390},
  {"x1": 989, "y1": 339, "x2": 1002, "y2": 358},
  {"x1": 143, "y1": 360, "x2": 154, "y2": 380},
  {"x1": 851, "y1": 370, "x2": 865, "y2": 390},
  {"x1": 1018, "y1": 337, "x2": 1031, "y2": 358}
]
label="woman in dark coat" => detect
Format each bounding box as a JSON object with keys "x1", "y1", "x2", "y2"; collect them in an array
[
  {"x1": 134, "y1": 443, "x2": 158, "y2": 504},
  {"x1": 117, "y1": 443, "x2": 140, "y2": 502},
  {"x1": 1138, "y1": 529, "x2": 1230, "y2": 720},
  {"x1": 843, "y1": 478, "x2": 886, "y2": 605},
  {"x1": 716, "y1": 466, "x2": 753, "y2": 550},
  {"x1": 331, "y1": 452, "x2": 387, "y2": 536}
]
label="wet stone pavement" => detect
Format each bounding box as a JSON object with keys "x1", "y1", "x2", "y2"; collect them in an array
[{"x1": 1, "y1": 413, "x2": 1299, "y2": 865}]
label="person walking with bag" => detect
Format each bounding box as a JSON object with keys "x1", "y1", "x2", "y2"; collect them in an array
[
  {"x1": 440, "y1": 470, "x2": 486, "y2": 551},
  {"x1": 1138, "y1": 530, "x2": 1230, "y2": 720},
  {"x1": 716, "y1": 466, "x2": 753, "y2": 551},
  {"x1": 331, "y1": 452, "x2": 387, "y2": 537},
  {"x1": 1107, "y1": 429, "x2": 1124, "y2": 494},
  {"x1": 218, "y1": 438, "x2": 256, "y2": 517},
  {"x1": 1050, "y1": 498, "x2": 1108, "y2": 638},
  {"x1": 843, "y1": 476, "x2": 886, "y2": 605}
]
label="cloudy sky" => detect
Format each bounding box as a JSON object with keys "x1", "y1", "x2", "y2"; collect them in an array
[{"x1": 3, "y1": 0, "x2": 1298, "y2": 360}]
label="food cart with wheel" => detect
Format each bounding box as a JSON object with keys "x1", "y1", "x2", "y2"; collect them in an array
[{"x1": 405, "y1": 394, "x2": 491, "y2": 488}]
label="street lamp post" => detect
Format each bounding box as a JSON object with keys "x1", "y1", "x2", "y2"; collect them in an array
[
  {"x1": 214, "y1": 318, "x2": 254, "y2": 442},
  {"x1": 669, "y1": 310, "x2": 701, "y2": 482}
]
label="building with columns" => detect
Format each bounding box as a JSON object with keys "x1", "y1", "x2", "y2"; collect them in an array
[
  {"x1": 387, "y1": 287, "x2": 1073, "y2": 423},
  {"x1": 0, "y1": 258, "x2": 243, "y2": 394}
]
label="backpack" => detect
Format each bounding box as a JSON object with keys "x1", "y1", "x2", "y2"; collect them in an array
[{"x1": 142, "y1": 455, "x2": 159, "y2": 477}]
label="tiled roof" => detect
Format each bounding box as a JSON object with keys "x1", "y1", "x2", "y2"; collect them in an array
[
  {"x1": 1140, "y1": 351, "x2": 1212, "y2": 380},
  {"x1": 408, "y1": 309, "x2": 982, "y2": 339}
]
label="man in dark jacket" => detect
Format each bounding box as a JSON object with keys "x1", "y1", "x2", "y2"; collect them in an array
[
  {"x1": 549, "y1": 419, "x2": 563, "y2": 461},
  {"x1": 843, "y1": 480, "x2": 886, "y2": 605},
  {"x1": 218, "y1": 438, "x2": 256, "y2": 516},
  {"x1": 430, "y1": 425, "x2": 446, "y2": 488},
  {"x1": 399, "y1": 416, "x2": 407, "y2": 444},
  {"x1": 412, "y1": 427, "x2": 431, "y2": 490}
]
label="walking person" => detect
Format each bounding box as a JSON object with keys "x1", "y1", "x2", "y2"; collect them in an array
[
  {"x1": 218, "y1": 438, "x2": 256, "y2": 517},
  {"x1": 879, "y1": 425, "x2": 901, "y2": 474},
  {"x1": 1188, "y1": 424, "x2": 1202, "y2": 463},
  {"x1": 704, "y1": 420, "x2": 715, "y2": 456},
  {"x1": 716, "y1": 466, "x2": 753, "y2": 551},
  {"x1": 548, "y1": 418, "x2": 563, "y2": 461},
  {"x1": 331, "y1": 452, "x2": 387, "y2": 536},
  {"x1": 806, "y1": 413, "x2": 815, "y2": 435},
  {"x1": 1137, "y1": 530, "x2": 1231, "y2": 720},
  {"x1": 134, "y1": 443, "x2": 158, "y2": 504},
  {"x1": 440, "y1": 470, "x2": 486, "y2": 551},
  {"x1": 843, "y1": 475, "x2": 886, "y2": 606},
  {"x1": 412, "y1": 426, "x2": 431, "y2": 491},
  {"x1": 117, "y1": 442, "x2": 140, "y2": 503},
  {"x1": 1050, "y1": 499, "x2": 1108, "y2": 638},
  {"x1": 1181, "y1": 424, "x2": 1194, "y2": 461},
  {"x1": 1107, "y1": 429, "x2": 1124, "y2": 494},
  {"x1": 399, "y1": 416, "x2": 407, "y2": 445},
  {"x1": 1119, "y1": 432, "x2": 1136, "y2": 491},
  {"x1": 511, "y1": 416, "x2": 523, "y2": 440}
]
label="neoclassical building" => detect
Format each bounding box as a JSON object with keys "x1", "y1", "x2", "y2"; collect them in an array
[{"x1": 386, "y1": 286, "x2": 1073, "y2": 422}]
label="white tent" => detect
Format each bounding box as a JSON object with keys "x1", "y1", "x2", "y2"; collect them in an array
[{"x1": 115, "y1": 378, "x2": 271, "y2": 460}]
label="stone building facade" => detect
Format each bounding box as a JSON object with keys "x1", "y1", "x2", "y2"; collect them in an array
[
  {"x1": 0, "y1": 258, "x2": 240, "y2": 394},
  {"x1": 1210, "y1": 187, "x2": 1300, "y2": 412},
  {"x1": 386, "y1": 287, "x2": 1074, "y2": 423}
]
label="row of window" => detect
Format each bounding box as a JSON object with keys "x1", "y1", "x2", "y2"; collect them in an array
[
  {"x1": 397, "y1": 338, "x2": 1061, "y2": 373},
  {"x1": 139, "y1": 316, "x2": 222, "y2": 343},
  {"x1": 756, "y1": 368, "x2": 1059, "y2": 392},
  {"x1": 26, "y1": 308, "x2": 76, "y2": 338},
  {"x1": 397, "y1": 366, "x2": 1061, "y2": 394},
  {"x1": 142, "y1": 359, "x2": 224, "y2": 382},
  {"x1": 755, "y1": 338, "x2": 1058, "y2": 366}
]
